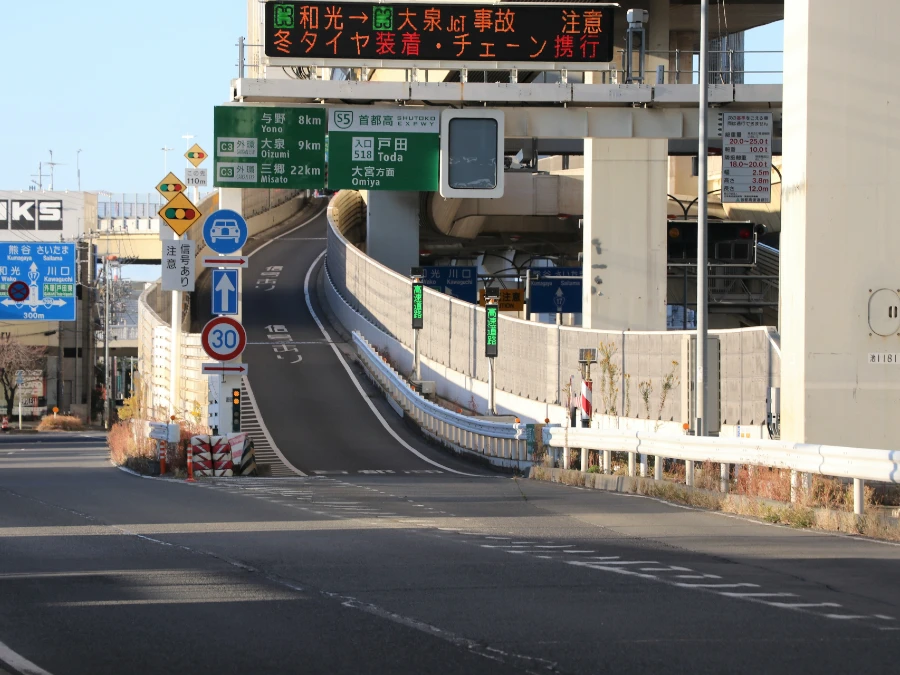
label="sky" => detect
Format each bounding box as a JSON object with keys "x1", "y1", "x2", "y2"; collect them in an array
[
  {"x1": 0, "y1": 3, "x2": 783, "y2": 194},
  {"x1": 0, "y1": 0, "x2": 246, "y2": 194}
]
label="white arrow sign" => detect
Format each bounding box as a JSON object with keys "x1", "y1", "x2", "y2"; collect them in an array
[{"x1": 216, "y1": 273, "x2": 234, "y2": 305}]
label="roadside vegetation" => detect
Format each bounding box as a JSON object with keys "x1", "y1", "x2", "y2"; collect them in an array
[{"x1": 37, "y1": 415, "x2": 85, "y2": 431}]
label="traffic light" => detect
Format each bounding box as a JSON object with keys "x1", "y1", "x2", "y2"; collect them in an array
[
  {"x1": 186, "y1": 151, "x2": 206, "y2": 160},
  {"x1": 666, "y1": 220, "x2": 763, "y2": 264},
  {"x1": 158, "y1": 182, "x2": 183, "y2": 194},
  {"x1": 163, "y1": 206, "x2": 197, "y2": 221},
  {"x1": 231, "y1": 387, "x2": 241, "y2": 431}
]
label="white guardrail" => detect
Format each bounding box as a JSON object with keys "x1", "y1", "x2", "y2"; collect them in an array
[
  {"x1": 353, "y1": 332, "x2": 532, "y2": 469},
  {"x1": 545, "y1": 427, "x2": 900, "y2": 515}
]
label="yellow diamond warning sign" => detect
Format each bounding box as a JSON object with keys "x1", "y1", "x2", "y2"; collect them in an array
[
  {"x1": 158, "y1": 192, "x2": 201, "y2": 236},
  {"x1": 185, "y1": 143, "x2": 208, "y2": 167},
  {"x1": 156, "y1": 172, "x2": 187, "y2": 201}
]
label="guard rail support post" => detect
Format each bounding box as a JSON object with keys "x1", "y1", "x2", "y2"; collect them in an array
[
  {"x1": 790, "y1": 470, "x2": 799, "y2": 503},
  {"x1": 628, "y1": 451, "x2": 636, "y2": 477},
  {"x1": 654, "y1": 454, "x2": 663, "y2": 480},
  {"x1": 720, "y1": 463, "x2": 729, "y2": 494},
  {"x1": 603, "y1": 450, "x2": 611, "y2": 474},
  {"x1": 686, "y1": 460, "x2": 694, "y2": 487},
  {"x1": 581, "y1": 447, "x2": 588, "y2": 472},
  {"x1": 640, "y1": 453, "x2": 648, "y2": 477},
  {"x1": 853, "y1": 478, "x2": 865, "y2": 516}
]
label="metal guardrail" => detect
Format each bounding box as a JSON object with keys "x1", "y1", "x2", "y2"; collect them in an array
[
  {"x1": 352, "y1": 331, "x2": 532, "y2": 468},
  {"x1": 543, "y1": 426, "x2": 900, "y2": 515}
]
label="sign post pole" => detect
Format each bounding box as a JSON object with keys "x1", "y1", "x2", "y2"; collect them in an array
[{"x1": 170, "y1": 235, "x2": 181, "y2": 420}]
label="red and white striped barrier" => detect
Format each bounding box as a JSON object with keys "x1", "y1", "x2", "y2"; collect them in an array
[
  {"x1": 580, "y1": 379, "x2": 592, "y2": 424},
  {"x1": 188, "y1": 434, "x2": 258, "y2": 478}
]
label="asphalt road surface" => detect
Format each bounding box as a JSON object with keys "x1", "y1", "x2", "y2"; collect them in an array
[{"x1": 1, "y1": 220, "x2": 899, "y2": 674}]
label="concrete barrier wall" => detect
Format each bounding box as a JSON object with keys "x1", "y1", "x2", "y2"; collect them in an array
[{"x1": 326, "y1": 191, "x2": 781, "y2": 427}]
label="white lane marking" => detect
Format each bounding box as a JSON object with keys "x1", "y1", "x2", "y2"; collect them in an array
[
  {"x1": 303, "y1": 250, "x2": 481, "y2": 477},
  {"x1": 676, "y1": 574, "x2": 722, "y2": 580},
  {"x1": 766, "y1": 602, "x2": 841, "y2": 609},
  {"x1": 675, "y1": 583, "x2": 760, "y2": 589},
  {"x1": 0, "y1": 638, "x2": 54, "y2": 675},
  {"x1": 563, "y1": 550, "x2": 595, "y2": 554},
  {"x1": 585, "y1": 560, "x2": 659, "y2": 566},
  {"x1": 875, "y1": 614, "x2": 896, "y2": 620},
  {"x1": 823, "y1": 614, "x2": 867, "y2": 620},
  {"x1": 720, "y1": 592, "x2": 798, "y2": 598},
  {"x1": 533, "y1": 545, "x2": 569, "y2": 549},
  {"x1": 640, "y1": 566, "x2": 693, "y2": 572}
]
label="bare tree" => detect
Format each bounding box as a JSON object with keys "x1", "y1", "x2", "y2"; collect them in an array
[{"x1": 0, "y1": 338, "x2": 46, "y2": 417}]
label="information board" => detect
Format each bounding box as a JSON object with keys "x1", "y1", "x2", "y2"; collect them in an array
[
  {"x1": 265, "y1": 2, "x2": 615, "y2": 66},
  {"x1": 485, "y1": 303, "x2": 499, "y2": 358},
  {"x1": 328, "y1": 107, "x2": 439, "y2": 191},
  {"x1": 419, "y1": 265, "x2": 477, "y2": 303},
  {"x1": 721, "y1": 112, "x2": 773, "y2": 204},
  {"x1": 529, "y1": 267, "x2": 582, "y2": 314},
  {"x1": 411, "y1": 282, "x2": 424, "y2": 329},
  {"x1": 162, "y1": 240, "x2": 196, "y2": 292},
  {"x1": 0, "y1": 243, "x2": 76, "y2": 321},
  {"x1": 214, "y1": 106, "x2": 327, "y2": 189}
]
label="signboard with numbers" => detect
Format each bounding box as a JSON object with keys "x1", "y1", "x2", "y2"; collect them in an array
[
  {"x1": 162, "y1": 240, "x2": 196, "y2": 292},
  {"x1": 327, "y1": 107, "x2": 439, "y2": 191},
  {"x1": 419, "y1": 265, "x2": 477, "y2": 303},
  {"x1": 0, "y1": 242, "x2": 76, "y2": 321},
  {"x1": 185, "y1": 168, "x2": 208, "y2": 186},
  {"x1": 214, "y1": 106, "x2": 327, "y2": 189},
  {"x1": 265, "y1": 2, "x2": 615, "y2": 67},
  {"x1": 721, "y1": 112, "x2": 773, "y2": 204}
]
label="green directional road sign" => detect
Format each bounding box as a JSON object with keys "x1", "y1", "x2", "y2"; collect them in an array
[
  {"x1": 327, "y1": 107, "x2": 439, "y2": 191},
  {"x1": 214, "y1": 106, "x2": 326, "y2": 189}
]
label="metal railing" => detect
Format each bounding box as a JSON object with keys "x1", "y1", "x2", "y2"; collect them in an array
[
  {"x1": 543, "y1": 426, "x2": 900, "y2": 516},
  {"x1": 623, "y1": 49, "x2": 784, "y2": 85},
  {"x1": 353, "y1": 331, "x2": 532, "y2": 469}
]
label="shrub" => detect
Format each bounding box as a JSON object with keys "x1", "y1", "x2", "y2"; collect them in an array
[{"x1": 37, "y1": 415, "x2": 85, "y2": 431}]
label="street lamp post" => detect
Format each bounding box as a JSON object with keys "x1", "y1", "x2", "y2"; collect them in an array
[
  {"x1": 76, "y1": 149, "x2": 83, "y2": 191},
  {"x1": 161, "y1": 147, "x2": 173, "y2": 174}
]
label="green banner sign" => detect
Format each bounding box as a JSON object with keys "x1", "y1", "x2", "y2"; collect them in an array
[
  {"x1": 412, "y1": 282, "x2": 424, "y2": 329},
  {"x1": 327, "y1": 107, "x2": 439, "y2": 191},
  {"x1": 485, "y1": 304, "x2": 499, "y2": 358},
  {"x1": 214, "y1": 106, "x2": 327, "y2": 189}
]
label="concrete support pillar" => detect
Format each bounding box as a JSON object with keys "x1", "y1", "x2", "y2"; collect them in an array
[
  {"x1": 781, "y1": 0, "x2": 900, "y2": 449},
  {"x1": 366, "y1": 191, "x2": 419, "y2": 275},
  {"x1": 582, "y1": 138, "x2": 667, "y2": 330}
]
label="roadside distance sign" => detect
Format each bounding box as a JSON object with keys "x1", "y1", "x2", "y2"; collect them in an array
[
  {"x1": 185, "y1": 143, "x2": 208, "y2": 167},
  {"x1": 202, "y1": 256, "x2": 248, "y2": 269},
  {"x1": 202, "y1": 362, "x2": 249, "y2": 376},
  {"x1": 158, "y1": 192, "x2": 201, "y2": 236},
  {"x1": 212, "y1": 269, "x2": 239, "y2": 315},
  {"x1": 185, "y1": 168, "x2": 208, "y2": 186},
  {"x1": 156, "y1": 172, "x2": 187, "y2": 201},
  {"x1": 203, "y1": 209, "x2": 248, "y2": 254},
  {"x1": 201, "y1": 316, "x2": 247, "y2": 362}
]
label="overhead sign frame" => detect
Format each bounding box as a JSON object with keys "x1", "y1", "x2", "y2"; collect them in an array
[{"x1": 264, "y1": 1, "x2": 616, "y2": 69}]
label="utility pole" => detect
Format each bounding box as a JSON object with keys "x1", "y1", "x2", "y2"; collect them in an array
[
  {"x1": 31, "y1": 162, "x2": 49, "y2": 191},
  {"x1": 161, "y1": 147, "x2": 173, "y2": 174},
  {"x1": 103, "y1": 255, "x2": 110, "y2": 429},
  {"x1": 691, "y1": 0, "x2": 711, "y2": 487},
  {"x1": 76, "y1": 149, "x2": 83, "y2": 191}
]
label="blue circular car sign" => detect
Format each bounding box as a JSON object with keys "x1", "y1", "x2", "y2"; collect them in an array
[{"x1": 203, "y1": 209, "x2": 248, "y2": 255}]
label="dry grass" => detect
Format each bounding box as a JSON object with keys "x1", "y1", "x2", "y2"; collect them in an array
[
  {"x1": 37, "y1": 415, "x2": 85, "y2": 431},
  {"x1": 529, "y1": 465, "x2": 900, "y2": 542}
]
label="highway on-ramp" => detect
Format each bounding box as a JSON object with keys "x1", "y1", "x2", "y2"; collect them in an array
[{"x1": 241, "y1": 210, "x2": 484, "y2": 477}]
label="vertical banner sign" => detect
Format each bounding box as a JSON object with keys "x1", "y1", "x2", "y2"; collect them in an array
[
  {"x1": 328, "y1": 108, "x2": 439, "y2": 191},
  {"x1": 214, "y1": 106, "x2": 327, "y2": 189},
  {"x1": 411, "y1": 281, "x2": 424, "y2": 329},
  {"x1": 721, "y1": 112, "x2": 773, "y2": 204},
  {"x1": 161, "y1": 240, "x2": 196, "y2": 292},
  {"x1": 265, "y1": 2, "x2": 615, "y2": 65},
  {"x1": 485, "y1": 304, "x2": 499, "y2": 358}
]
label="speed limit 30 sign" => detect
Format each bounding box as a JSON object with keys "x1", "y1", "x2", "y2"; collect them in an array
[{"x1": 201, "y1": 316, "x2": 247, "y2": 361}]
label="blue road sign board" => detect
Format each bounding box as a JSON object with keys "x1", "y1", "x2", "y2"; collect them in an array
[
  {"x1": 0, "y1": 242, "x2": 76, "y2": 321},
  {"x1": 212, "y1": 269, "x2": 239, "y2": 315},
  {"x1": 203, "y1": 209, "x2": 248, "y2": 255},
  {"x1": 529, "y1": 267, "x2": 582, "y2": 314},
  {"x1": 421, "y1": 266, "x2": 477, "y2": 304}
]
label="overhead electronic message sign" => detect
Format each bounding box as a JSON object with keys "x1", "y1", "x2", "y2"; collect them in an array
[{"x1": 265, "y1": 2, "x2": 615, "y2": 66}]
